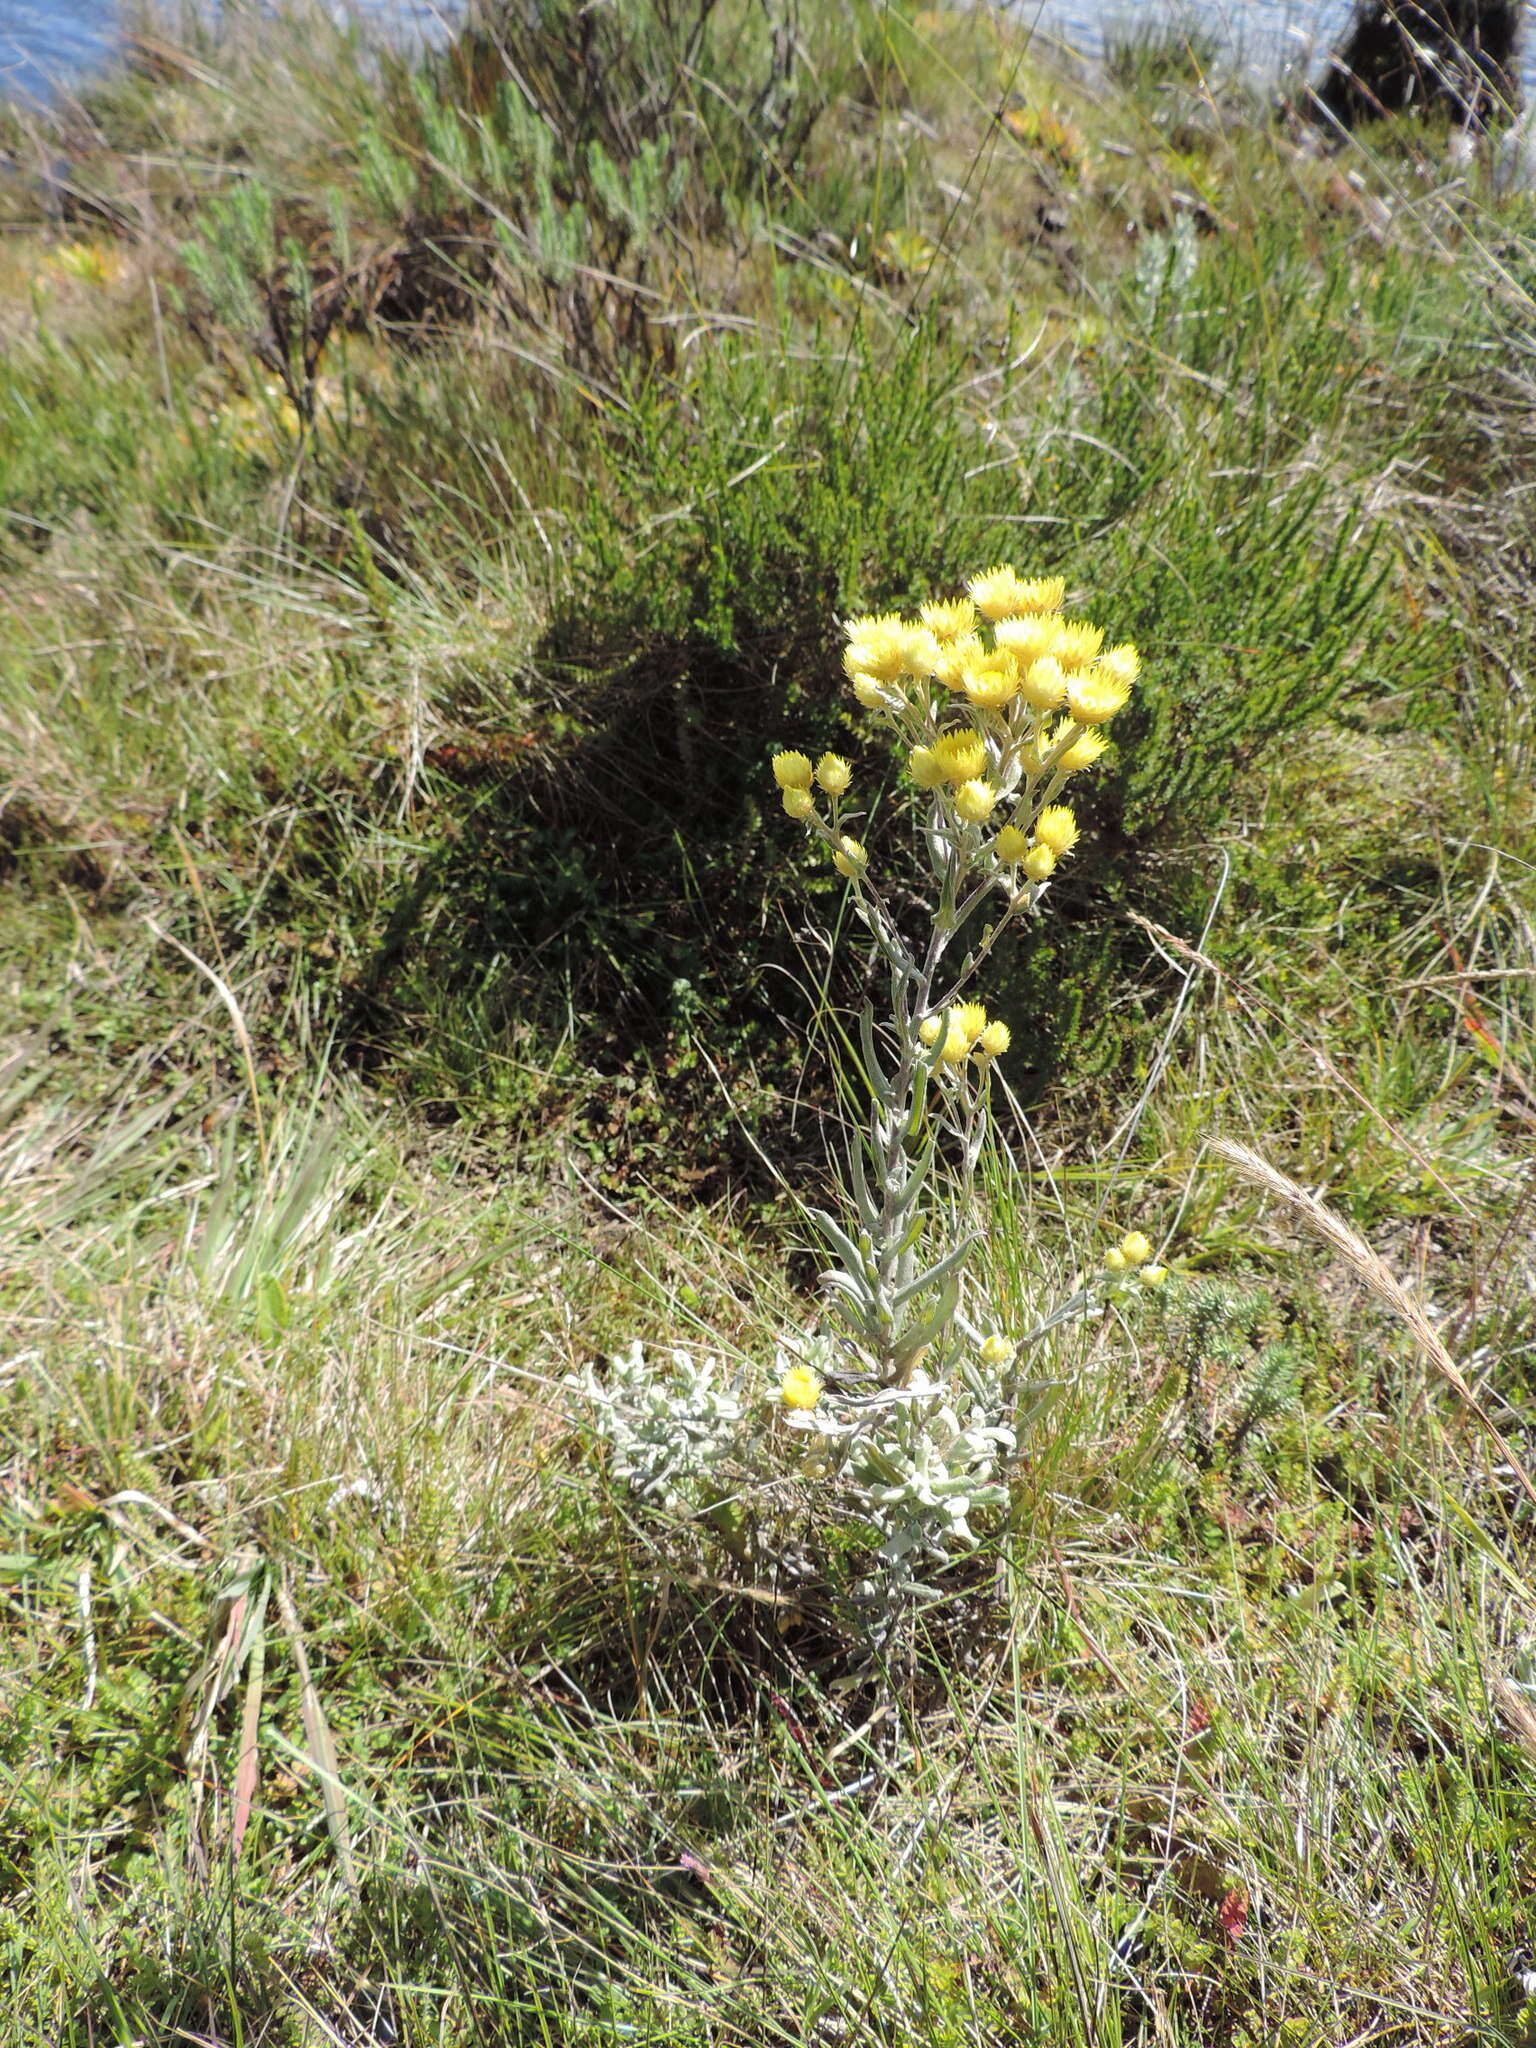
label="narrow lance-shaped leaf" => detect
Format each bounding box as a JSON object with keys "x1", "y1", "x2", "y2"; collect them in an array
[{"x1": 891, "y1": 1232, "x2": 980, "y2": 1313}]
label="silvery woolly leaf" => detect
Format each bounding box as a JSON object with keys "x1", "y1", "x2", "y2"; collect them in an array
[
  {"x1": 823, "y1": 1288, "x2": 881, "y2": 1343},
  {"x1": 892, "y1": 1271, "x2": 962, "y2": 1370},
  {"x1": 891, "y1": 1233, "x2": 978, "y2": 1311},
  {"x1": 810, "y1": 1207, "x2": 873, "y2": 1286},
  {"x1": 857, "y1": 1006, "x2": 893, "y2": 1106},
  {"x1": 847, "y1": 1137, "x2": 884, "y2": 1237}
]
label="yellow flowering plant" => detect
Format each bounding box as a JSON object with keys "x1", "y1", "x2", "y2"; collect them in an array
[
  {"x1": 570, "y1": 568, "x2": 1169, "y2": 1630},
  {"x1": 758, "y1": 568, "x2": 1169, "y2": 1589},
  {"x1": 778, "y1": 569, "x2": 1150, "y2": 1382}
]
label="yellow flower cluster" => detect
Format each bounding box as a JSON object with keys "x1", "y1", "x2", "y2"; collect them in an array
[
  {"x1": 918, "y1": 1002, "x2": 1011, "y2": 1065},
  {"x1": 838, "y1": 566, "x2": 1138, "y2": 884}
]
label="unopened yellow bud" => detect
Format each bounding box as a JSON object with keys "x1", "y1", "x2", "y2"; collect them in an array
[
  {"x1": 1104, "y1": 1247, "x2": 1128, "y2": 1273},
  {"x1": 1140, "y1": 1264, "x2": 1168, "y2": 1288},
  {"x1": 980, "y1": 1334, "x2": 1012, "y2": 1369},
  {"x1": 1023, "y1": 844, "x2": 1056, "y2": 881},
  {"x1": 995, "y1": 825, "x2": 1030, "y2": 863},
  {"x1": 1119, "y1": 1231, "x2": 1153, "y2": 1267},
  {"x1": 832, "y1": 835, "x2": 868, "y2": 879},
  {"x1": 852, "y1": 675, "x2": 895, "y2": 711},
  {"x1": 918, "y1": 1015, "x2": 943, "y2": 1048},
  {"x1": 773, "y1": 750, "x2": 814, "y2": 791},
  {"x1": 955, "y1": 778, "x2": 998, "y2": 824},
  {"x1": 782, "y1": 786, "x2": 816, "y2": 820},
  {"x1": 816, "y1": 752, "x2": 852, "y2": 795},
  {"x1": 940, "y1": 1024, "x2": 972, "y2": 1064}
]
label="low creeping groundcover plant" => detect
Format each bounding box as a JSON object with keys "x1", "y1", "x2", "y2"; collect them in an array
[{"x1": 570, "y1": 566, "x2": 1167, "y2": 1652}]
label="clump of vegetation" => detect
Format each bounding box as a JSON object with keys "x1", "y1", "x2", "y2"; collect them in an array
[{"x1": 3, "y1": 1, "x2": 1536, "y2": 2041}]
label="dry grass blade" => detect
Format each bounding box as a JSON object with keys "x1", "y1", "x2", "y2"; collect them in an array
[
  {"x1": 1491, "y1": 1676, "x2": 1536, "y2": 1765},
  {"x1": 1212, "y1": 1137, "x2": 1536, "y2": 1509},
  {"x1": 183, "y1": 1550, "x2": 270, "y2": 1876},
  {"x1": 275, "y1": 1568, "x2": 358, "y2": 1893},
  {"x1": 231, "y1": 1617, "x2": 268, "y2": 1868}
]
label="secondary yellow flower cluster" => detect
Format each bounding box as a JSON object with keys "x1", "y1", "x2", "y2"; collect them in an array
[
  {"x1": 1105, "y1": 1229, "x2": 1167, "y2": 1286},
  {"x1": 771, "y1": 748, "x2": 868, "y2": 879},
  {"x1": 918, "y1": 1001, "x2": 1011, "y2": 1065},
  {"x1": 837, "y1": 564, "x2": 1139, "y2": 890}
]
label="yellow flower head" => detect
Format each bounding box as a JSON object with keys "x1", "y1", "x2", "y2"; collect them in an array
[
  {"x1": 932, "y1": 731, "x2": 988, "y2": 783},
  {"x1": 1023, "y1": 844, "x2": 1056, "y2": 882},
  {"x1": 1012, "y1": 574, "x2": 1067, "y2": 615},
  {"x1": 966, "y1": 564, "x2": 1022, "y2": 622},
  {"x1": 1018, "y1": 655, "x2": 1068, "y2": 713},
  {"x1": 979, "y1": 1334, "x2": 1013, "y2": 1369},
  {"x1": 909, "y1": 744, "x2": 947, "y2": 790},
  {"x1": 896, "y1": 623, "x2": 942, "y2": 677},
  {"x1": 1104, "y1": 1246, "x2": 1128, "y2": 1273},
  {"x1": 773, "y1": 750, "x2": 814, "y2": 791},
  {"x1": 1140, "y1": 1264, "x2": 1168, "y2": 1288},
  {"x1": 918, "y1": 1015, "x2": 943, "y2": 1048},
  {"x1": 841, "y1": 612, "x2": 908, "y2": 682},
  {"x1": 1051, "y1": 724, "x2": 1109, "y2": 775},
  {"x1": 919, "y1": 596, "x2": 978, "y2": 640},
  {"x1": 1097, "y1": 642, "x2": 1142, "y2": 690},
  {"x1": 955, "y1": 1002, "x2": 989, "y2": 1043},
  {"x1": 782, "y1": 786, "x2": 816, "y2": 820},
  {"x1": 955, "y1": 778, "x2": 998, "y2": 824},
  {"x1": 833, "y1": 835, "x2": 868, "y2": 878},
  {"x1": 816, "y1": 752, "x2": 852, "y2": 796},
  {"x1": 779, "y1": 1364, "x2": 823, "y2": 1411},
  {"x1": 940, "y1": 1021, "x2": 972, "y2": 1064},
  {"x1": 1066, "y1": 667, "x2": 1132, "y2": 726},
  {"x1": 969, "y1": 565, "x2": 1065, "y2": 621},
  {"x1": 978, "y1": 1019, "x2": 1011, "y2": 1056},
  {"x1": 1119, "y1": 1230, "x2": 1153, "y2": 1268},
  {"x1": 1053, "y1": 619, "x2": 1106, "y2": 670},
  {"x1": 994, "y1": 615, "x2": 1061, "y2": 668},
  {"x1": 962, "y1": 651, "x2": 1021, "y2": 711},
  {"x1": 932, "y1": 632, "x2": 983, "y2": 693},
  {"x1": 1034, "y1": 804, "x2": 1080, "y2": 856},
  {"x1": 844, "y1": 612, "x2": 889, "y2": 639},
  {"x1": 995, "y1": 824, "x2": 1030, "y2": 863},
  {"x1": 851, "y1": 675, "x2": 899, "y2": 711}
]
